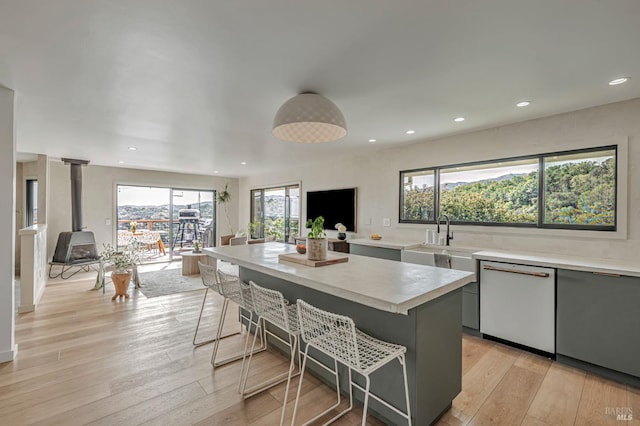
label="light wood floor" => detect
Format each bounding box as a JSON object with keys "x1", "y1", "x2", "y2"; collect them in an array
[{"x1": 3, "y1": 269, "x2": 639, "y2": 425}]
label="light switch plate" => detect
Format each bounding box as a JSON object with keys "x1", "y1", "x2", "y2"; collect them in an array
[
  {"x1": 105, "y1": 218, "x2": 111, "y2": 226},
  {"x1": 383, "y1": 218, "x2": 390, "y2": 227}
]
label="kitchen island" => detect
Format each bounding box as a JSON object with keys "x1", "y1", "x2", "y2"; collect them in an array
[{"x1": 204, "y1": 243, "x2": 474, "y2": 425}]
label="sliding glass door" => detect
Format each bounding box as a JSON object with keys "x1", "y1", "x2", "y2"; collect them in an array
[
  {"x1": 170, "y1": 189, "x2": 215, "y2": 259},
  {"x1": 116, "y1": 185, "x2": 216, "y2": 262}
]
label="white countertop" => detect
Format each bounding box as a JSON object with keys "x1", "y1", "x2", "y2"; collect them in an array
[
  {"x1": 473, "y1": 250, "x2": 640, "y2": 278},
  {"x1": 204, "y1": 243, "x2": 474, "y2": 315},
  {"x1": 348, "y1": 238, "x2": 422, "y2": 250}
]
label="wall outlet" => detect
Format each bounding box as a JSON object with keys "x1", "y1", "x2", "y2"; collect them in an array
[
  {"x1": 105, "y1": 218, "x2": 111, "y2": 226},
  {"x1": 383, "y1": 218, "x2": 390, "y2": 227}
]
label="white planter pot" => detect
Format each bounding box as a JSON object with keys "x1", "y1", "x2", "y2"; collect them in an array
[{"x1": 306, "y1": 238, "x2": 328, "y2": 261}]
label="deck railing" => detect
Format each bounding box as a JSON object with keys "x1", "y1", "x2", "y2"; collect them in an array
[{"x1": 117, "y1": 219, "x2": 213, "y2": 247}]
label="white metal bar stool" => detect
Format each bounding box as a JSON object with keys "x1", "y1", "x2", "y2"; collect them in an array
[
  {"x1": 192, "y1": 261, "x2": 240, "y2": 347},
  {"x1": 240, "y1": 281, "x2": 301, "y2": 426},
  {"x1": 292, "y1": 299, "x2": 412, "y2": 426},
  {"x1": 213, "y1": 269, "x2": 266, "y2": 372}
]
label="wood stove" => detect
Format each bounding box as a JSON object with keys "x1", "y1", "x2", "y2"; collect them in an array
[{"x1": 49, "y1": 158, "x2": 100, "y2": 279}]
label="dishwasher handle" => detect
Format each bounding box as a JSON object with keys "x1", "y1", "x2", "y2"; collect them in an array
[{"x1": 482, "y1": 264, "x2": 550, "y2": 278}]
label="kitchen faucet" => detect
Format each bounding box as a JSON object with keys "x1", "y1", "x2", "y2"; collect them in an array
[{"x1": 436, "y1": 214, "x2": 453, "y2": 246}]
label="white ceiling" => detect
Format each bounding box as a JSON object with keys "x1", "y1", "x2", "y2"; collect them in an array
[{"x1": 2, "y1": 0, "x2": 639, "y2": 177}]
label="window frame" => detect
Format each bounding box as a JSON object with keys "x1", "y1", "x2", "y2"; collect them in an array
[
  {"x1": 399, "y1": 145, "x2": 617, "y2": 231},
  {"x1": 437, "y1": 154, "x2": 541, "y2": 228},
  {"x1": 398, "y1": 167, "x2": 437, "y2": 224},
  {"x1": 539, "y1": 145, "x2": 617, "y2": 231},
  {"x1": 250, "y1": 183, "x2": 301, "y2": 242}
]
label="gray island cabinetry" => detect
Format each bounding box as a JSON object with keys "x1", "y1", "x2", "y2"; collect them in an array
[
  {"x1": 401, "y1": 247, "x2": 479, "y2": 332},
  {"x1": 348, "y1": 238, "x2": 420, "y2": 261},
  {"x1": 204, "y1": 243, "x2": 474, "y2": 425},
  {"x1": 556, "y1": 269, "x2": 640, "y2": 386}
]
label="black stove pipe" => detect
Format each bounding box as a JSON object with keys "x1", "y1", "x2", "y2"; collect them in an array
[{"x1": 62, "y1": 158, "x2": 89, "y2": 232}]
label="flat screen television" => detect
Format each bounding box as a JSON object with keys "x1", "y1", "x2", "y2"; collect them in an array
[{"x1": 306, "y1": 188, "x2": 357, "y2": 232}]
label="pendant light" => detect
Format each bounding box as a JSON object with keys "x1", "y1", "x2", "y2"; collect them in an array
[{"x1": 272, "y1": 93, "x2": 347, "y2": 143}]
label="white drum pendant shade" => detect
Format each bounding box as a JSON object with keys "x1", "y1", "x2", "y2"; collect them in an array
[{"x1": 272, "y1": 93, "x2": 347, "y2": 143}]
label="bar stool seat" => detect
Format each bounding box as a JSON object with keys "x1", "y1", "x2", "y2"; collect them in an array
[{"x1": 292, "y1": 299, "x2": 412, "y2": 426}]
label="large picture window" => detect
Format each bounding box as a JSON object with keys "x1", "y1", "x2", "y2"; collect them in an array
[{"x1": 399, "y1": 145, "x2": 617, "y2": 231}]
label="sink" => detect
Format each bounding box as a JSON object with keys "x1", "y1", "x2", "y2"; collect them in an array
[
  {"x1": 401, "y1": 246, "x2": 477, "y2": 275},
  {"x1": 410, "y1": 245, "x2": 477, "y2": 258}
]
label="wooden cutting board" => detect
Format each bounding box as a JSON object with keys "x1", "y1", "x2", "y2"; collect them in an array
[{"x1": 278, "y1": 252, "x2": 349, "y2": 267}]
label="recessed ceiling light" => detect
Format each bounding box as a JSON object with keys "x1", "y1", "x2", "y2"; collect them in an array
[
  {"x1": 213, "y1": 170, "x2": 219, "y2": 174},
  {"x1": 128, "y1": 146, "x2": 137, "y2": 151},
  {"x1": 368, "y1": 139, "x2": 376, "y2": 143},
  {"x1": 516, "y1": 101, "x2": 531, "y2": 107},
  {"x1": 405, "y1": 130, "x2": 415, "y2": 135},
  {"x1": 240, "y1": 162, "x2": 247, "y2": 165},
  {"x1": 118, "y1": 161, "x2": 125, "y2": 164},
  {"x1": 454, "y1": 117, "x2": 465, "y2": 122},
  {"x1": 609, "y1": 77, "x2": 629, "y2": 86}
]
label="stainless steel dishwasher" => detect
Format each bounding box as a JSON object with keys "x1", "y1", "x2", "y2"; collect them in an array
[{"x1": 480, "y1": 260, "x2": 556, "y2": 354}]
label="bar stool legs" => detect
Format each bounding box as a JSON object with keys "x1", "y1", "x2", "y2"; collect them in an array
[
  {"x1": 292, "y1": 299, "x2": 412, "y2": 425},
  {"x1": 292, "y1": 348, "x2": 353, "y2": 425},
  {"x1": 240, "y1": 281, "x2": 301, "y2": 426},
  {"x1": 193, "y1": 269, "x2": 240, "y2": 347},
  {"x1": 211, "y1": 270, "x2": 267, "y2": 369}
]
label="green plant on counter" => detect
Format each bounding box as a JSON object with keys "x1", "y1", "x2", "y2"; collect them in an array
[{"x1": 305, "y1": 216, "x2": 326, "y2": 239}]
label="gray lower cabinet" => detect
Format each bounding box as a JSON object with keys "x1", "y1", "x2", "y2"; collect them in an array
[
  {"x1": 557, "y1": 269, "x2": 640, "y2": 378},
  {"x1": 462, "y1": 282, "x2": 479, "y2": 330},
  {"x1": 349, "y1": 244, "x2": 401, "y2": 261}
]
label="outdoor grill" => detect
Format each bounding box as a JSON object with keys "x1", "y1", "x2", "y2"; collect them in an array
[{"x1": 178, "y1": 208, "x2": 200, "y2": 222}]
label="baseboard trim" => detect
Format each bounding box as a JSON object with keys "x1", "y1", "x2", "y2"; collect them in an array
[
  {"x1": 556, "y1": 354, "x2": 640, "y2": 388},
  {"x1": 18, "y1": 304, "x2": 35, "y2": 313},
  {"x1": 0, "y1": 344, "x2": 18, "y2": 363}
]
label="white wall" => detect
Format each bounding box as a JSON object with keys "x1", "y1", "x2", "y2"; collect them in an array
[
  {"x1": 240, "y1": 97, "x2": 640, "y2": 261},
  {"x1": 0, "y1": 86, "x2": 17, "y2": 363},
  {"x1": 47, "y1": 162, "x2": 239, "y2": 259}
]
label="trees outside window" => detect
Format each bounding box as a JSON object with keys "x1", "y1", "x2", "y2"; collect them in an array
[
  {"x1": 400, "y1": 169, "x2": 435, "y2": 222},
  {"x1": 543, "y1": 149, "x2": 616, "y2": 227},
  {"x1": 399, "y1": 146, "x2": 616, "y2": 231},
  {"x1": 439, "y1": 158, "x2": 538, "y2": 225},
  {"x1": 251, "y1": 184, "x2": 300, "y2": 242}
]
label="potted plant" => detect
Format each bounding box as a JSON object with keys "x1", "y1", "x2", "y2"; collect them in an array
[
  {"x1": 306, "y1": 216, "x2": 327, "y2": 261},
  {"x1": 100, "y1": 243, "x2": 141, "y2": 300},
  {"x1": 217, "y1": 183, "x2": 234, "y2": 234},
  {"x1": 193, "y1": 240, "x2": 201, "y2": 253}
]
